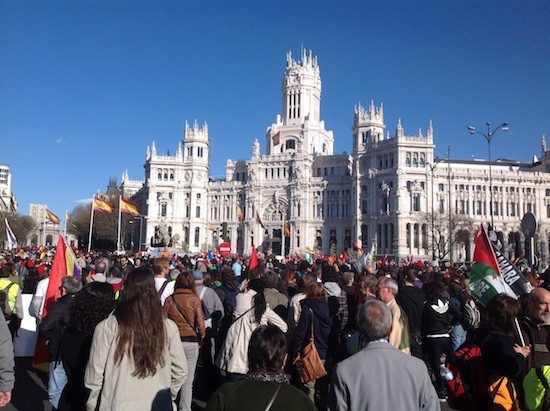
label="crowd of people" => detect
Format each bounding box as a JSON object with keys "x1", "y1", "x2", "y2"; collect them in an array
[{"x1": 1, "y1": 247, "x2": 550, "y2": 410}]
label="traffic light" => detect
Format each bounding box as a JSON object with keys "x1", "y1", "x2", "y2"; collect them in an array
[{"x1": 221, "y1": 222, "x2": 228, "y2": 241}]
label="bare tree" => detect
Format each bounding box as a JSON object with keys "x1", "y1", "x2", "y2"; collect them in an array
[{"x1": 416, "y1": 211, "x2": 476, "y2": 261}]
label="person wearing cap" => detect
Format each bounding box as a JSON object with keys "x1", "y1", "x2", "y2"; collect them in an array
[{"x1": 39, "y1": 276, "x2": 82, "y2": 410}]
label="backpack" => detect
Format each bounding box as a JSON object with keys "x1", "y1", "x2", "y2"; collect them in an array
[
  {"x1": 223, "y1": 289, "x2": 240, "y2": 318},
  {"x1": 445, "y1": 338, "x2": 508, "y2": 410},
  {"x1": 461, "y1": 298, "x2": 481, "y2": 330},
  {"x1": 0, "y1": 282, "x2": 15, "y2": 320}
]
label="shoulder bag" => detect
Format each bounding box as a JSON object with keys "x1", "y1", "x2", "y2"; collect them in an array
[{"x1": 293, "y1": 308, "x2": 327, "y2": 383}]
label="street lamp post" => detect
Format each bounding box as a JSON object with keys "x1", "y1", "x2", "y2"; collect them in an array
[
  {"x1": 428, "y1": 158, "x2": 444, "y2": 260},
  {"x1": 468, "y1": 122, "x2": 509, "y2": 228}
]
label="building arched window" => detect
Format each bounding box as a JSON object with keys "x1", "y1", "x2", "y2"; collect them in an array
[
  {"x1": 405, "y1": 154, "x2": 411, "y2": 166},
  {"x1": 194, "y1": 227, "x2": 200, "y2": 247}
]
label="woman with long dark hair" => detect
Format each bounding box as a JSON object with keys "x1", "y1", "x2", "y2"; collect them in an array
[
  {"x1": 85, "y1": 267, "x2": 187, "y2": 410},
  {"x1": 216, "y1": 278, "x2": 288, "y2": 382},
  {"x1": 481, "y1": 293, "x2": 531, "y2": 409},
  {"x1": 164, "y1": 271, "x2": 205, "y2": 411},
  {"x1": 58, "y1": 282, "x2": 115, "y2": 410}
]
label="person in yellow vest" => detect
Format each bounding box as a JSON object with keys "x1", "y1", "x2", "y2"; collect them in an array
[{"x1": 0, "y1": 264, "x2": 23, "y2": 339}]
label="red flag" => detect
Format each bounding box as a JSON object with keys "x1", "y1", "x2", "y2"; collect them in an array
[
  {"x1": 249, "y1": 246, "x2": 258, "y2": 270},
  {"x1": 34, "y1": 234, "x2": 79, "y2": 371}
]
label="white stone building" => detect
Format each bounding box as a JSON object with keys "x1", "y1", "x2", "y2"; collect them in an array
[{"x1": 121, "y1": 50, "x2": 550, "y2": 264}]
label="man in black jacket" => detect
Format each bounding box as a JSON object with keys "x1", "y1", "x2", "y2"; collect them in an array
[
  {"x1": 396, "y1": 266, "x2": 425, "y2": 359},
  {"x1": 39, "y1": 276, "x2": 82, "y2": 410}
]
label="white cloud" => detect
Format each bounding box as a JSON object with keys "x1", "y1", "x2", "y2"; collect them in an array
[{"x1": 54, "y1": 138, "x2": 63, "y2": 144}]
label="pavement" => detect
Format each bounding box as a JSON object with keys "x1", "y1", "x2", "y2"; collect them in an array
[{"x1": 4, "y1": 357, "x2": 454, "y2": 410}]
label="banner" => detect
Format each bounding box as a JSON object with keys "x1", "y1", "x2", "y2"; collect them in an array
[
  {"x1": 468, "y1": 224, "x2": 532, "y2": 306},
  {"x1": 4, "y1": 218, "x2": 17, "y2": 249},
  {"x1": 45, "y1": 209, "x2": 60, "y2": 224}
]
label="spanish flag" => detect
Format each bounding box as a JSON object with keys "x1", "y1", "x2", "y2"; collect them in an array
[
  {"x1": 256, "y1": 211, "x2": 265, "y2": 229},
  {"x1": 120, "y1": 197, "x2": 140, "y2": 217},
  {"x1": 237, "y1": 206, "x2": 244, "y2": 224},
  {"x1": 93, "y1": 198, "x2": 114, "y2": 214},
  {"x1": 283, "y1": 220, "x2": 291, "y2": 237},
  {"x1": 45, "y1": 209, "x2": 60, "y2": 224}
]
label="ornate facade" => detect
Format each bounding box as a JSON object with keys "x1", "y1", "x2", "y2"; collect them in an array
[{"x1": 121, "y1": 50, "x2": 550, "y2": 264}]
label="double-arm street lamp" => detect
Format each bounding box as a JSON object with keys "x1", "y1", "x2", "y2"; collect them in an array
[
  {"x1": 427, "y1": 158, "x2": 444, "y2": 260},
  {"x1": 467, "y1": 122, "x2": 509, "y2": 228}
]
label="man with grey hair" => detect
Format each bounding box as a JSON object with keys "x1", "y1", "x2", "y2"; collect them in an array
[
  {"x1": 328, "y1": 300, "x2": 439, "y2": 410},
  {"x1": 377, "y1": 276, "x2": 410, "y2": 353}
]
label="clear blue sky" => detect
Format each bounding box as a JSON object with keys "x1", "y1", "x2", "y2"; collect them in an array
[{"x1": 1, "y1": 1, "x2": 549, "y2": 218}]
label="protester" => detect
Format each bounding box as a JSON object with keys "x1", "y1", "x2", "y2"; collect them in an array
[
  {"x1": 328, "y1": 299, "x2": 439, "y2": 410},
  {"x1": 164, "y1": 270, "x2": 206, "y2": 411},
  {"x1": 289, "y1": 281, "x2": 332, "y2": 404},
  {"x1": 153, "y1": 256, "x2": 175, "y2": 304},
  {"x1": 422, "y1": 275, "x2": 454, "y2": 401},
  {"x1": 396, "y1": 265, "x2": 425, "y2": 359},
  {"x1": 58, "y1": 282, "x2": 115, "y2": 410},
  {"x1": 0, "y1": 314, "x2": 14, "y2": 408},
  {"x1": 481, "y1": 293, "x2": 531, "y2": 410},
  {"x1": 377, "y1": 276, "x2": 410, "y2": 353},
  {"x1": 217, "y1": 278, "x2": 287, "y2": 382},
  {"x1": 0, "y1": 264, "x2": 24, "y2": 338},
  {"x1": 206, "y1": 325, "x2": 316, "y2": 411},
  {"x1": 40, "y1": 276, "x2": 82, "y2": 410},
  {"x1": 84, "y1": 267, "x2": 187, "y2": 410}
]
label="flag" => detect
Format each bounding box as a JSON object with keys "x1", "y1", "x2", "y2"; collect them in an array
[
  {"x1": 4, "y1": 218, "x2": 17, "y2": 249},
  {"x1": 237, "y1": 206, "x2": 244, "y2": 224},
  {"x1": 353, "y1": 242, "x2": 363, "y2": 253},
  {"x1": 44, "y1": 234, "x2": 82, "y2": 317},
  {"x1": 66, "y1": 212, "x2": 77, "y2": 228},
  {"x1": 34, "y1": 234, "x2": 82, "y2": 371},
  {"x1": 120, "y1": 197, "x2": 140, "y2": 216},
  {"x1": 93, "y1": 197, "x2": 114, "y2": 213},
  {"x1": 256, "y1": 211, "x2": 265, "y2": 229},
  {"x1": 468, "y1": 224, "x2": 532, "y2": 306},
  {"x1": 45, "y1": 209, "x2": 60, "y2": 224},
  {"x1": 283, "y1": 220, "x2": 291, "y2": 237},
  {"x1": 249, "y1": 246, "x2": 259, "y2": 270},
  {"x1": 207, "y1": 222, "x2": 214, "y2": 231},
  {"x1": 367, "y1": 243, "x2": 377, "y2": 265}
]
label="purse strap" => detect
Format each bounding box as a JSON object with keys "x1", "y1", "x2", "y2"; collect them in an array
[
  {"x1": 264, "y1": 383, "x2": 283, "y2": 411},
  {"x1": 232, "y1": 307, "x2": 253, "y2": 325},
  {"x1": 309, "y1": 308, "x2": 315, "y2": 343}
]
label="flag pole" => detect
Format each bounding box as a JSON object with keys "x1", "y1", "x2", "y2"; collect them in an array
[
  {"x1": 282, "y1": 220, "x2": 285, "y2": 258},
  {"x1": 64, "y1": 210, "x2": 68, "y2": 238},
  {"x1": 117, "y1": 195, "x2": 122, "y2": 252},
  {"x1": 88, "y1": 196, "x2": 95, "y2": 253}
]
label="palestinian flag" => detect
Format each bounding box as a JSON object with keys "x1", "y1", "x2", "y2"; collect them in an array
[{"x1": 469, "y1": 224, "x2": 531, "y2": 306}]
